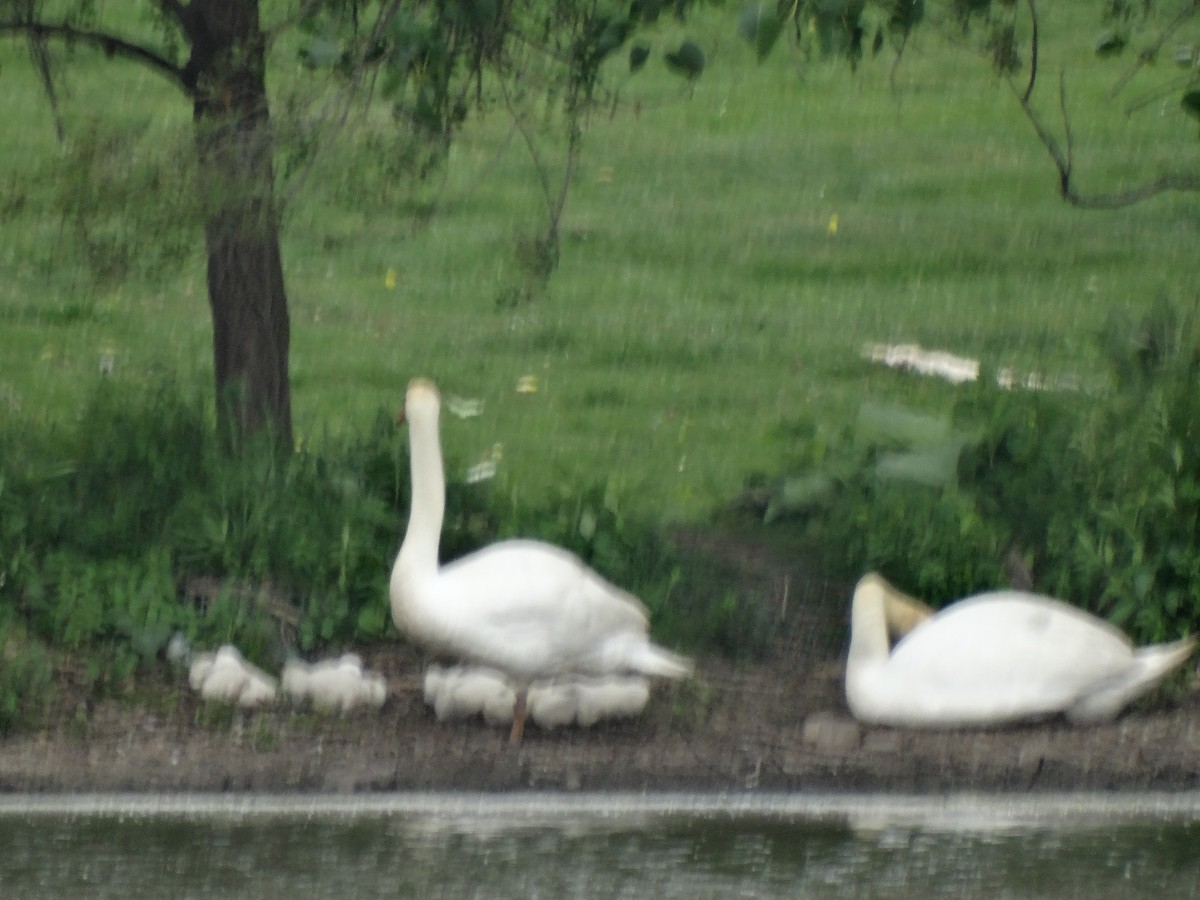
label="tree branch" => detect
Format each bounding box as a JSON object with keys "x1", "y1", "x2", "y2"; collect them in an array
[
  {"x1": 26, "y1": 31, "x2": 65, "y2": 142},
  {"x1": 151, "y1": 0, "x2": 186, "y2": 24},
  {"x1": 1016, "y1": 0, "x2": 1200, "y2": 210},
  {"x1": 0, "y1": 20, "x2": 189, "y2": 94},
  {"x1": 1020, "y1": 0, "x2": 1037, "y2": 104},
  {"x1": 1109, "y1": 0, "x2": 1199, "y2": 100}
]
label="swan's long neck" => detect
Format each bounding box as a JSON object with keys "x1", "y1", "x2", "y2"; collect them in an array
[
  {"x1": 884, "y1": 587, "x2": 934, "y2": 639},
  {"x1": 398, "y1": 404, "x2": 445, "y2": 576},
  {"x1": 848, "y1": 575, "x2": 934, "y2": 667},
  {"x1": 848, "y1": 577, "x2": 893, "y2": 668}
]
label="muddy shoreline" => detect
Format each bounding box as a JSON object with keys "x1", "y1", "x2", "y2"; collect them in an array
[{"x1": 3, "y1": 650, "x2": 1198, "y2": 795}]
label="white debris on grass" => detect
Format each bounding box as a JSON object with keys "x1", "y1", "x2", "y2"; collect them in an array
[
  {"x1": 862, "y1": 342, "x2": 1082, "y2": 392},
  {"x1": 861, "y1": 343, "x2": 979, "y2": 384},
  {"x1": 445, "y1": 395, "x2": 485, "y2": 419}
]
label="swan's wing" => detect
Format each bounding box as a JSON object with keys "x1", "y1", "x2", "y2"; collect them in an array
[
  {"x1": 885, "y1": 593, "x2": 1136, "y2": 724},
  {"x1": 434, "y1": 540, "x2": 651, "y2": 674}
]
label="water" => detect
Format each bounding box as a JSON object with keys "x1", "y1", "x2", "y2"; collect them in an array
[{"x1": 2, "y1": 793, "x2": 1199, "y2": 899}]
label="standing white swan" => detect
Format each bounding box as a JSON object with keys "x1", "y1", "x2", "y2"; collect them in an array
[
  {"x1": 846, "y1": 573, "x2": 1196, "y2": 727},
  {"x1": 390, "y1": 377, "x2": 693, "y2": 743}
]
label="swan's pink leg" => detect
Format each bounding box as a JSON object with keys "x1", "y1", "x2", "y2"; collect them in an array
[{"x1": 509, "y1": 688, "x2": 528, "y2": 745}]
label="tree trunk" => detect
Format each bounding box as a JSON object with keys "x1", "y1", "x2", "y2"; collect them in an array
[{"x1": 183, "y1": 1, "x2": 292, "y2": 451}]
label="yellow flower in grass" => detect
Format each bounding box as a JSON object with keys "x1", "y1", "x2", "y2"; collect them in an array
[
  {"x1": 384, "y1": 267, "x2": 398, "y2": 289},
  {"x1": 516, "y1": 374, "x2": 539, "y2": 393},
  {"x1": 827, "y1": 214, "x2": 839, "y2": 236}
]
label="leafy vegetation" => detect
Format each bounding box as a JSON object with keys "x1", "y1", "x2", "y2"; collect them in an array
[
  {"x1": 1, "y1": 377, "x2": 765, "y2": 722},
  {"x1": 2, "y1": 4, "x2": 1200, "y2": 724},
  {"x1": 761, "y1": 298, "x2": 1200, "y2": 645}
]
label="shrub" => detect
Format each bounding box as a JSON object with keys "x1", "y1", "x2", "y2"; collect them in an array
[
  {"x1": 0, "y1": 615, "x2": 55, "y2": 736},
  {"x1": 761, "y1": 297, "x2": 1200, "y2": 644},
  {"x1": 4, "y1": 375, "x2": 758, "y2": 684}
]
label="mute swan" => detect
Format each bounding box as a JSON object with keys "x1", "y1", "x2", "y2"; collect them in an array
[
  {"x1": 846, "y1": 573, "x2": 1196, "y2": 727},
  {"x1": 391, "y1": 377, "x2": 692, "y2": 743},
  {"x1": 281, "y1": 654, "x2": 387, "y2": 713}
]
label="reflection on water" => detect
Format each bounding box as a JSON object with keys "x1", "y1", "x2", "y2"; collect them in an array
[{"x1": 2, "y1": 793, "x2": 1199, "y2": 899}]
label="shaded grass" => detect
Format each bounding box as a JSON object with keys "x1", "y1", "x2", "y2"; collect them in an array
[{"x1": 1, "y1": 5, "x2": 1198, "y2": 526}]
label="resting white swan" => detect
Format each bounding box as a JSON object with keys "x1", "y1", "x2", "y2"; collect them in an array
[
  {"x1": 281, "y1": 653, "x2": 387, "y2": 713},
  {"x1": 392, "y1": 378, "x2": 692, "y2": 743},
  {"x1": 846, "y1": 573, "x2": 1196, "y2": 727}
]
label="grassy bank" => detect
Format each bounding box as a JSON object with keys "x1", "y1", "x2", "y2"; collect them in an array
[
  {"x1": 2, "y1": 6, "x2": 1196, "y2": 522},
  {"x1": 2, "y1": 5, "x2": 1199, "y2": 726}
]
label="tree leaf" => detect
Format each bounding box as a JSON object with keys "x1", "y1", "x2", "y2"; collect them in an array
[
  {"x1": 1181, "y1": 90, "x2": 1200, "y2": 122},
  {"x1": 764, "y1": 472, "x2": 835, "y2": 521},
  {"x1": 633, "y1": 0, "x2": 665, "y2": 24},
  {"x1": 737, "y1": 3, "x2": 762, "y2": 42},
  {"x1": 855, "y1": 401, "x2": 953, "y2": 450},
  {"x1": 593, "y1": 17, "x2": 635, "y2": 63},
  {"x1": 1094, "y1": 30, "x2": 1127, "y2": 58},
  {"x1": 874, "y1": 443, "x2": 965, "y2": 487},
  {"x1": 889, "y1": 0, "x2": 925, "y2": 33},
  {"x1": 664, "y1": 39, "x2": 705, "y2": 79},
  {"x1": 737, "y1": 4, "x2": 785, "y2": 62},
  {"x1": 755, "y1": 12, "x2": 785, "y2": 61},
  {"x1": 298, "y1": 36, "x2": 343, "y2": 70},
  {"x1": 629, "y1": 43, "x2": 651, "y2": 73}
]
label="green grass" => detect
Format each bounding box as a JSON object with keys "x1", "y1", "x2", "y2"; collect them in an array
[{"x1": 2, "y1": 4, "x2": 1198, "y2": 525}]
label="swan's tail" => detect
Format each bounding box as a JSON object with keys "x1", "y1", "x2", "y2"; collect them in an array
[
  {"x1": 1068, "y1": 636, "x2": 1196, "y2": 723},
  {"x1": 1136, "y1": 636, "x2": 1197, "y2": 682},
  {"x1": 627, "y1": 641, "x2": 694, "y2": 680}
]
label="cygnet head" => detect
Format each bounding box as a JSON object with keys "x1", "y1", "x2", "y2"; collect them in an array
[{"x1": 166, "y1": 632, "x2": 191, "y2": 666}]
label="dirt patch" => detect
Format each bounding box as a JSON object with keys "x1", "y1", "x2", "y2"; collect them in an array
[{"x1": 3, "y1": 530, "x2": 1200, "y2": 794}]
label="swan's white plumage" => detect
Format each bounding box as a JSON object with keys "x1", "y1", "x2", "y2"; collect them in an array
[
  {"x1": 527, "y1": 682, "x2": 578, "y2": 730},
  {"x1": 422, "y1": 664, "x2": 651, "y2": 730},
  {"x1": 846, "y1": 573, "x2": 1195, "y2": 727},
  {"x1": 192, "y1": 645, "x2": 278, "y2": 708},
  {"x1": 391, "y1": 378, "x2": 691, "y2": 742},
  {"x1": 188, "y1": 652, "x2": 216, "y2": 691},
  {"x1": 281, "y1": 653, "x2": 387, "y2": 713},
  {"x1": 423, "y1": 664, "x2": 516, "y2": 725},
  {"x1": 569, "y1": 675, "x2": 651, "y2": 727}
]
